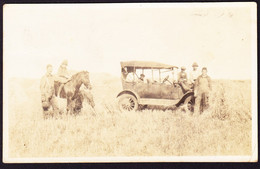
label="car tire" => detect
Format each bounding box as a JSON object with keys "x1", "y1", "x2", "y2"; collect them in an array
[{"x1": 118, "y1": 94, "x2": 138, "y2": 112}]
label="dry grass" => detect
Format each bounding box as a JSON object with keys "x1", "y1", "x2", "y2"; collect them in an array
[{"x1": 7, "y1": 74, "x2": 252, "y2": 158}]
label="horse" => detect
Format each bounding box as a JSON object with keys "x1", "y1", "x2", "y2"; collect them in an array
[{"x1": 54, "y1": 71, "x2": 95, "y2": 114}]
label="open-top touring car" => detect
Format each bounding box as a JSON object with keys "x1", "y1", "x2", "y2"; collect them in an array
[{"x1": 117, "y1": 61, "x2": 195, "y2": 112}]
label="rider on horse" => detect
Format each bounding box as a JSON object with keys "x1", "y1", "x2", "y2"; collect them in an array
[{"x1": 57, "y1": 60, "x2": 71, "y2": 97}]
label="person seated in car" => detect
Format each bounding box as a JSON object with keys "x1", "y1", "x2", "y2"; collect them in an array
[
  {"x1": 178, "y1": 67, "x2": 188, "y2": 82},
  {"x1": 138, "y1": 74, "x2": 146, "y2": 83},
  {"x1": 121, "y1": 67, "x2": 128, "y2": 80},
  {"x1": 125, "y1": 68, "x2": 138, "y2": 82},
  {"x1": 178, "y1": 66, "x2": 190, "y2": 92},
  {"x1": 125, "y1": 72, "x2": 134, "y2": 82}
]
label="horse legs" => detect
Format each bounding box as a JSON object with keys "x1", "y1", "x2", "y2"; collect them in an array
[
  {"x1": 58, "y1": 84, "x2": 65, "y2": 98},
  {"x1": 67, "y1": 97, "x2": 73, "y2": 115},
  {"x1": 84, "y1": 90, "x2": 95, "y2": 108},
  {"x1": 67, "y1": 91, "x2": 82, "y2": 115},
  {"x1": 73, "y1": 94, "x2": 83, "y2": 114}
]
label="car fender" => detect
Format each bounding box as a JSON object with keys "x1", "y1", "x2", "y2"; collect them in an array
[
  {"x1": 117, "y1": 90, "x2": 140, "y2": 103},
  {"x1": 176, "y1": 91, "x2": 194, "y2": 107}
]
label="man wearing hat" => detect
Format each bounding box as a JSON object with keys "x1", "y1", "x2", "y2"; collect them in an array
[
  {"x1": 57, "y1": 60, "x2": 70, "y2": 80},
  {"x1": 40, "y1": 64, "x2": 59, "y2": 118},
  {"x1": 178, "y1": 66, "x2": 190, "y2": 92},
  {"x1": 178, "y1": 66, "x2": 188, "y2": 83},
  {"x1": 138, "y1": 73, "x2": 146, "y2": 83},
  {"x1": 125, "y1": 69, "x2": 135, "y2": 82},
  {"x1": 189, "y1": 62, "x2": 200, "y2": 85},
  {"x1": 57, "y1": 60, "x2": 71, "y2": 97}
]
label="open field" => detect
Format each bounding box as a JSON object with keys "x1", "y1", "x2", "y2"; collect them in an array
[{"x1": 6, "y1": 73, "x2": 252, "y2": 157}]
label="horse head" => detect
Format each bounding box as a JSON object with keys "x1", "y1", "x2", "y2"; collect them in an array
[{"x1": 78, "y1": 71, "x2": 92, "y2": 90}]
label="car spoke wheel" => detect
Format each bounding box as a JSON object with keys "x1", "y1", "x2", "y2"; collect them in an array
[{"x1": 118, "y1": 94, "x2": 138, "y2": 112}]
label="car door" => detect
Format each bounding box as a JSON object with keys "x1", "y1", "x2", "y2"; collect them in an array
[
  {"x1": 160, "y1": 83, "x2": 181, "y2": 100},
  {"x1": 133, "y1": 81, "x2": 161, "y2": 99}
]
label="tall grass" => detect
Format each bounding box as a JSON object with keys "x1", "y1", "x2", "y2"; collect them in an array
[
  {"x1": 7, "y1": 75, "x2": 252, "y2": 157},
  {"x1": 210, "y1": 80, "x2": 251, "y2": 122}
]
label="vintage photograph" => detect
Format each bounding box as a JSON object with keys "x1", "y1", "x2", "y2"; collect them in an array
[{"x1": 3, "y1": 3, "x2": 257, "y2": 162}]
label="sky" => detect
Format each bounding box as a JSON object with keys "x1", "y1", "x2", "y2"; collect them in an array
[{"x1": 3, "y1": 3, "x2": 257, "y2": 79}]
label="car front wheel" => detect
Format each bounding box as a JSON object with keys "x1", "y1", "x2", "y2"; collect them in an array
[{"x1": 118, "y1": 94, "x2": 138, "y2": 112}]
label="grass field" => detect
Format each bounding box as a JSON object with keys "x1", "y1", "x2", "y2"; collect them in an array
[{"x1": 6, "y1": 73, "x2": 252, "y2": 158}]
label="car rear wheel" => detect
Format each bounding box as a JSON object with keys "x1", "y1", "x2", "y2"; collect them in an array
[{"x1": 118, "y1": 94, "x2": 138, "y2": 112}]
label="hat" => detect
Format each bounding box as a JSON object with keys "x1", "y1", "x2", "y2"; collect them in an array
[
  {"x1": 192, "y1": 62, "x2": 198, "y2": 67},
  {"x1": 181, "y1": 66, "x2": 186, "y2": 70},
  {"x1": 202, "y1": 67, "x2": 207, "y2": 71},
  {"x1": 62, "y1": 60, "x2": 68, "y2": 66}
]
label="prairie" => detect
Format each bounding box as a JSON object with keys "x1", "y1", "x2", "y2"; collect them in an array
[{"x1": 6, "y1": 73, "x2": 252, "y2": 158}]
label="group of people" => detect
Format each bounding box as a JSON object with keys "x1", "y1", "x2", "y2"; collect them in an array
[
  {"x1": 176, "y1": 62, "x2": 212, "y2": 114},
  {"x1": 168, "y1": 62, "x2": 200, "y2": 86},
  {"x1": 40, "y1": 60, "x2": 71, "y2": 118}
]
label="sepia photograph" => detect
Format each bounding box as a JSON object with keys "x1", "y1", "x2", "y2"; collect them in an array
[{"x1": 3, "y1": 2, "x2": 257, "y2": 162}]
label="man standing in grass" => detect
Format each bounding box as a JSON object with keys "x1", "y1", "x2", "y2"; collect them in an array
[
  {"x1": 40, "y1": 64, "x2": 59, "y2": 119},
  {"x1": 194, "y1": 67, "x2": 212, "y2": 114}
]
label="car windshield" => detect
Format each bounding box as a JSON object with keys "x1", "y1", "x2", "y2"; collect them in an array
[{"x1": 161, "y1": 69, "x2": 174, "y2": 84}]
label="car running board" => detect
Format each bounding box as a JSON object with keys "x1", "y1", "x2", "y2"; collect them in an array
[{"x1": 139, "y1": 98, "x2": 179, "y2": 106}]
